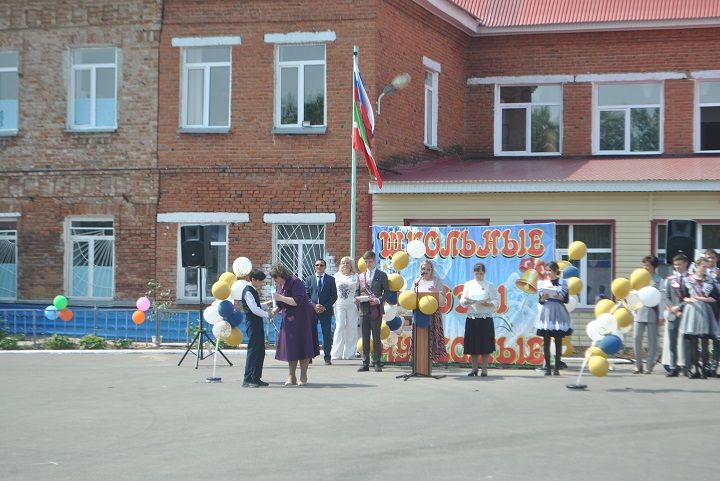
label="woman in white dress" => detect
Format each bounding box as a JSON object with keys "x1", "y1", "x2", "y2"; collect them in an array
[{"x1": 331, "y1": 256, "x2": 361, "y2": 360}]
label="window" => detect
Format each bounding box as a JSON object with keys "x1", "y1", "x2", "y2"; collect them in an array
[
  {"x1": 181, "y1": 46, "x2": 231, "y2": 129},
  {"x1": 69, "y1": 48, "x2": 117, "y2": 130},
  {"x1": 275, "y1": 224, "x2": 325, "y2": 280},
  {"x1": 0, "y1": 222, "x2": 17, "y2": 299},
  {"x1": 654, "y1": 221, "x2": 720, "y2": 277},
  {"x1": 0, "y1": 51, "x2": 18, "y2": 135},
  {"x1": 696, "y1": 80, "x2": 720, "y2": 152},
  {"x1": 495, "y1": 85, "x2": 561, "y2": 155},
  {"x1": 556, "y1": 224, "x2": 612, "y2": 306},
  {"x1": 178, "y1": 225, "x2": 228, "y2": 301},
  {"x1": 69, "y1": 220, "x2": 114, "y2": 299},
  {"x1": 594, "y1": 83, "x2": 662, "y2": 154},
  {"x1": 424, "y1": 69, "x2": 438, "y2": 147},
  {"x1": 276, "y1": 45, "x2": 326, "y2": 128}
]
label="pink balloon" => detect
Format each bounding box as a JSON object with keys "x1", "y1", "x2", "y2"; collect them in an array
[{"x1": 136, "y1": 296, "x2": 151, "y2": 312}]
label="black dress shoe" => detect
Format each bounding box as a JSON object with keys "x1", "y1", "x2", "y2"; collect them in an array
[
  {"x1": 374, "y1": 365, "x2": 383, "y2": 372},
  {"x1": 255, "y1": 380, "x2": 269, "y2": 387},
  {"x1": 467, "y1": 371, "x2": 478, "y2": 377},
  {"x1": 324, "y1": 360, "x2": 332, "y2": 365},
  {"x1": 480, "y1": 371, "x2": 488, "y2": 377},
  {"x1": 357, "y1": 365, "x2": 370, "y2": 372},
  {"x1": 665, "y1": 370, "x2": 679, "y2": 377},
  {"x1": 544, "y1": 368, "x2": 552, "y2": 376},
  {"x1": 553, "y1": 369, "x2": 560, "y2": 376}
]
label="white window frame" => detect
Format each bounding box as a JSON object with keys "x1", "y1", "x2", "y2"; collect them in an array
[
  {"x1": 66, "y1": 218, "x2": 115, "y2": 300},
  {"x1": 0, "y1": 51, "x2": 19, "y2": 136},
  {"x1": 556, "y1": 223, "x2": 612, "y2": 307},
  {"x1": 179, "y1": 46, "x2": 232, "y2": 130},
  {"x1": 0, "y1": 222, "x2": 17, "y2": 300},
  {"x1": 593, "y1": 82, "x2": 663, "y2": 155},
  {"x1": 423, "y1": 57, "x2": 440, "y2": 148},
  {"x1": 694, "y1": 79, "x2": 720, "y2": 153},
  {"x1": 494, "y1": 84, "x2": 563, "y2": 156},
  {"x1": 68, "y1": 47, "x2": 118, "y2": 131},
  {"x1": 176, "y1": 224, "x2": 229, "y2": 303},
  {"x1": 273, "y1": 44, "x2": 327, "y2": 129}
]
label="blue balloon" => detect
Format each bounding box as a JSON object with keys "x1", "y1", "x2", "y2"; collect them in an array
[
  {"x1": 413, "y1": 310, "x2": 431, "y2": 328},
  {"x1": 44, "y1": 305, "x2": 59, "y2": 320},
  {"x1": 386, "y1": 315, "x2": 402, "y2": 331},
  {"x1": 598, "y1": 334, "x2": 623, "y2": 355},
  {"x1": 218, "y1": 300, "x2": 234, "y2": 319},
  {"x1": 228, "y1": 310, "x2": 244, "y2": 328},
  {"x1": 563, "y1": 266, "x2": 580, "y2": 279},
  {"x1": 387, "y1": 291, "x2": 398, "y2": 305}
]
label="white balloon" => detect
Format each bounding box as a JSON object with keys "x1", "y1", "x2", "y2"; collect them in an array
[
  {"x1": 597, "y1": 313, "x2": 618, "y2": 334},
  {"x1": 565, "y1": 295, "x2": 578, "y2": 313},
  {"x1": 203, "y1": 304, "x2": 223, "y2": 325},
  {"x1": 232, "y1": 257, "x2": 253, "y2": 277},
  {"x1": 637, "y1": 286, "x2": 661, "y2": 307},
  {"x1": 382, "y1": 304, "x2": 398, "y2": 322},
  {"x1": 586, "y1": 320, "x2": 604, "y2": 342},
  {"x1": 212, "y1": 320, "x2": 232, "y2": 339},
  {"x1": 406, "y1": 240, "x2": 427, "y2": 259},
  {"x1": 230, "y1": 279, "x2": 248, "y2": 300},
  {"x1": 624, "y1": 290, "x2": 643, "y2": 311}
]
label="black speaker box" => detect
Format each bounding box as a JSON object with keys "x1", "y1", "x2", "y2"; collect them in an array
[
  {"x1": 666, "y1": 219, "x2": 697, "y2": 262},
  {"x1": 181, "y1": 225, "x2": 210, "y2": 268}
]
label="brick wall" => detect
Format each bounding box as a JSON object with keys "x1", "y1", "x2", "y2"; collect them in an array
[{"x1": 0, "y1": 0, "x2": 161, "y2": 301}]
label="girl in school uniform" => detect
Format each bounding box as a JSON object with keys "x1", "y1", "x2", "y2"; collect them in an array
[{"x1": 536, "y1": 261, "x2": 573, "y2": 375}]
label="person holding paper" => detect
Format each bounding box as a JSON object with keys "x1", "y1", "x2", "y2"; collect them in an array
[
  {"x1": 459, "y1": 262, "x2": 498, "y2": 377},
  {"x1": 357, "y1": 250, "x2": 390, "y2": 372},
  {"x1": 536, "y1": 261, "x2": 573, "y2": 376}
]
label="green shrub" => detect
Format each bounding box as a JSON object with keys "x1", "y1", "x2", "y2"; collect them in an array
[
  {"x1": 0, "y1": 337, "x2": 20, "y2": 350},
  {"x1": 112, "y1": 338, "x2": 133, "y2": 349},
  {"x1": 78, "y1": 335, "x2": 106, "y2": 350},
  {"x1": 44, "y1": 334, "x2": 76, "y2": 350}
]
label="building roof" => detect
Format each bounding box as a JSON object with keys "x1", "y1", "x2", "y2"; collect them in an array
[
  {"x1": 415, "y1": 0, "x2": 720, "y2": 35},
  {"x1": 371, "y1": 156, "x2": 720, "y2": 194}
]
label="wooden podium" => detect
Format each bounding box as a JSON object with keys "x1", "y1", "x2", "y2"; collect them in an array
[{"x1": 397, "y1": 291, "x2": 444, "y2": 381}]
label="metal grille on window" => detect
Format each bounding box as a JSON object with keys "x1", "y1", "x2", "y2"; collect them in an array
[
  {"x1": 0, "y1": 228, "x2": 17, "y2": 298},
  {"x1": 70, "y1": 221, "x2": 114, "y2": 298},
  {"x1": 276, "y1": 224, "x2": 325, "y2": 280}
]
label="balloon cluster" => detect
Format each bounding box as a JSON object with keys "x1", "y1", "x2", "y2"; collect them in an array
[
  {"x1": 45, "y1": 295, "x2": 73, "y2": 322},
  {"x1": 203, "y1": 257, "x2": 253, "y2": 346},
  {"x1": 132, "y1": 296, "x2": 151, "y2": 325},
  {"x1": 585, "y1": 266, "x2": 661, "y2": 377}
]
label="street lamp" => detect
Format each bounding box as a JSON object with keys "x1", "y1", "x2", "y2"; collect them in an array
[{"x1": 376, "y1": 72, "x2": 411, "y2": 115}]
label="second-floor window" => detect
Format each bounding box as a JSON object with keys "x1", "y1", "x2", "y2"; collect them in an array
[
  {"x1": 0, "y1": 51, "x2": 19, "y2": 134},
  {"x1": 594, "y1": 82, "x2": 661, "y2": 154},
  {"x1": 276, "y1": 44, "x2": 326, "y2": 128},
  {"x1": 181, "y1": 46, "x2": 231, "y2": 128},
  {"x1": 424, "y1": 69, "x2": 439, "y2": 147},
  {"x1": 69, "y1": 47, "x2": 117, "y2": 130},
  {"x1": 496, "y1": 85, "x2": 561, "y2": 155},
  {"x1": 697, "y1": 80, "x2": 720, "y2": 152}
]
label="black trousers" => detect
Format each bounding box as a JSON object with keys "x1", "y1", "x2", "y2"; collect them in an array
[
  {"x1": 360, "y1": 314, "x2": 382, "y2": 366},
  {"x1": 243, "y1": 317, "x2": 265, "y2": 383}
]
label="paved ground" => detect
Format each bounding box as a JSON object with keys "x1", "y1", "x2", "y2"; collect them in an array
[{"x1": 1, "y1": 350, "x2": 718, "y2": 481}]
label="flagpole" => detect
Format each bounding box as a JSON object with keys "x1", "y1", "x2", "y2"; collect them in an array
[{"x1": 350, "y1": 45, "x2": 358, "y2": 260}]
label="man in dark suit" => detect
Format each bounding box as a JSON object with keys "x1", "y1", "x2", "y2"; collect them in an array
[
  {"x1": 663, "y1": 253, "x2": 689, "y2": 377},
  {"x1": 357, "y1": 250, "x2": 390, "y2": 372},
  {"x1": 305, "y1": 258, "x2": 337, "y2": 365}
]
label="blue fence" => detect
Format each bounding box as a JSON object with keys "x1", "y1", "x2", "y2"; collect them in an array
[{"x1": 0, "y1": 305, "x2": 282, "y2": 346}]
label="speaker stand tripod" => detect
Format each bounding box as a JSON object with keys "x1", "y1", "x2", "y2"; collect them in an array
[{"x1": 178, "y1": 266, "x2": 233, "y2": 369}]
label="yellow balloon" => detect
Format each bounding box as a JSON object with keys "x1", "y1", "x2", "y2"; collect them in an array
[
  {"x1": 630, "y1": 268, "x2": 651, "y2": 290},
  {"x1": 558, "y1": 260, "x2": 571, "y2": 271},
  {"x1": 567, "y1": 241, "x2": 587, "y2": 261},
  {"x1": 387, "y1": 273, "x2": 404, "y2": 292},
  {"x1": 398, "y1": 290, "x2": 418, "y2": 310},
  {"x1": 356, "y1": 337, "x2": 374, "y2": 354},
  {"x1": 391, "y1": 251, "x2": 409, "y2": 271},
  {"x1": 563, "y1": 342, "x2": 574, "y2": 357},
  {"x1": 224, "y1": 327, "x2": 244, "y2": 346},
  {"x1": 567, "y1": 277, "x2": 583, "y2": 296},
  {"x1": 357, "y1": 257, "x2": 367, "y2": 274},
  {"x1": 211, "y1": 281, "x2": 231, "y2": 300},
  {"x1": 594, "y1": 299, "x2": 615, "y2": 317},
  {"x1": 588, "y1": 355, "x2": 609, "y2": 377},
  {"x1": 418, "y1": 295, "x2": 439, "y2": 315},
  {"x1": 585, "y1": 346, "x2": 607, "y2": 359},
  {"x1": 611, "y1": 277, "x2": 631, "y2": 300},
  {"x1": 219, "y1": 272, "x2": 237, "y2": 285},
  {"x1": 380, "y1": 322, "x2": 391, "y2": 340},
  {"x1": 612, "y1": 307, "x2": 633, "y2": 329}
]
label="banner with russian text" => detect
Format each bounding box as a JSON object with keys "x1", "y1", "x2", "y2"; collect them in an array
[{"x1": 372, "y1": 223, "x2": 556, "y2": 366}]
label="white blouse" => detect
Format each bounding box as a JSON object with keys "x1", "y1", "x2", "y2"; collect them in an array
[
  {"x1": 460, "y1": 279, "x2": 499, "y2": 317},
  {"x1": 334, "y1": 272, "x2": 359, "y2": 304}
]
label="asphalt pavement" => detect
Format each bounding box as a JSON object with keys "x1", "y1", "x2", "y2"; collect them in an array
[{"x1": 1, "y1": 350, "x2": 718, "y2": 481}]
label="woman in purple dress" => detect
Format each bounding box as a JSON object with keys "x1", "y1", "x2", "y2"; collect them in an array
[{"x1": 269, "y1": 263, "x2": 317, "y2": 386}]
